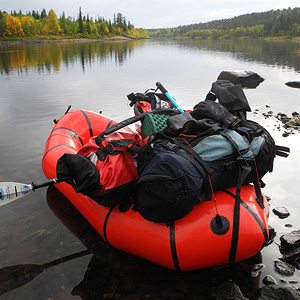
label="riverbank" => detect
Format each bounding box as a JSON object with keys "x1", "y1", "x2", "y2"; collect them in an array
[{"x1": 0, "y1": 35, "x2": 146, "y2": 46}]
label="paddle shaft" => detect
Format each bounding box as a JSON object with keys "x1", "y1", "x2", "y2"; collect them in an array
[
  {"x1": 156, "y1": 82, "x2": 184, "y2": 114},
  {"x1": 31, "y1": 178, "x2": 62, "y2": 191}
]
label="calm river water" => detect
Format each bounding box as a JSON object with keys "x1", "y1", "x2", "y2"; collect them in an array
[{"x1": 0, "y1": 38, "x2": 300, "y2": 299}]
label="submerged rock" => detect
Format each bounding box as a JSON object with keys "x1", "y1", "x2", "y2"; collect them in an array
[
  {"x1": 217, "y1": 70, "x2": 264, "y2": 88},
  {"x1": 285, "y1": 81, "x2": 300, "y2": 88}
]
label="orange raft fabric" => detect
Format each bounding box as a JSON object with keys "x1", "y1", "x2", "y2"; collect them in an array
[{"x1": 42, "y1": 109, "x2": 270, "y2": 271}]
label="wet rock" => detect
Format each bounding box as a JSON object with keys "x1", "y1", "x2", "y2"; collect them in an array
[
  {"x1": 274, "y1": 260, "x2": 295, "y2": 275},
  {"x1": 162, "y1": 287, "x2": 184, "y2": 300},
  {"x1": 266, "y1": 225, "x2": 276, "y2": 245},
  {"x1": 251, "y1": 263, "x2": 265, "y2": 277},
  {"x1": 119, "y1": 295, "x2": 140, "y2": 300},
  {"x1": 256, "y1": 286, "x2": 300, "y2": 299},
  {"x1": 262, "y1": 111, "x2": 273, "y2": 118},
  {"x1": 252, "y1": 263, "x2": 265, "y2": 273},
  {"x1": 282, "y1": 131, "x2": 291, "y2": 137},
  {"x1": 285, "y1": 116, "x2": 300, "y2": 129},
  {"x1": 276, "y1": 111, "x2": 300, "y2": 130},
  {"x1": 280, "y1": 246, "x2": 300, "y2": 265},
  {"x1": 265, "y1": 195, "x2": 271, "y2": 202},
  {"x1": 276, "y1": 112, "x2": 287, "y2": 119},
  {"x1": 272, "y1": 206, "x2": 290, "y2": 219},
  {"x1": 217, "y1": 70, "x2": 264, "y2": 88},
  {"x1": 262, "y1": 275, "x2": 277, "y2": 285},
  {"x1": 280, "y1": 230, "x2": 300, "y2": 248},
  {"x1": 276, "y1": 113, "x2": 290, "y2": 125},
  {"x1": 289, "y1": 279, "x2": 299, "y2": 285},
  {"x1": 285, "y1": 81, "x2": 300, "y2": 88},
  {"x1": 211, "y1": 280, "x2": 249, "y2": 300}
]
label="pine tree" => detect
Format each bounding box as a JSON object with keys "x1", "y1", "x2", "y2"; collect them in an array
[
  {"x1": 41, "y1": 9, "x2": 47, "y2": 19},
  {"x1": 32, "y1": 10, "x2": 39, "y2": 19},
  {"x1": 60, "y1": 11, "x2": 67, "y2": 33},
  {"x1": 0, "y1": 11, "x2": 6, "y2": 37},
  {"x1": 87, "y1": 14, "x2": 91, "y2": 34},
  {"x1": 78, "y1": 7, "x2": 84, "y2": 34},
  {"x1": 116, "y1": 13, "x2": 123, "y2": 28}
]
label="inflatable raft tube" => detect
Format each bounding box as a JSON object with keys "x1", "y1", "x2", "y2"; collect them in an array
[{"x1": 42, "y1": 109, "x2": 269, "y2": 271}]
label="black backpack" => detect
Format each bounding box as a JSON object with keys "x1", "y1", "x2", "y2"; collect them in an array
[{"x1": 135, "y1": 141, "x2": 204, "y2": 223}]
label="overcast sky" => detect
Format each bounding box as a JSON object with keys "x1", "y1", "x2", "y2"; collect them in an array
[{"x1": 1, "y1": 0, "x2": 299, "y2": 29}]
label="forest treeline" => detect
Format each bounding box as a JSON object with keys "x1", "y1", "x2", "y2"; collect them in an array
[
  {"x1": 0, "y1": 8, "x2": 148, "y2": 39},
  {"x1": 149, "y1": 7, "x2": 300, "y2": 38}
]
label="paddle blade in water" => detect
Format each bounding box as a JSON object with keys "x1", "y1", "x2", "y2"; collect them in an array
[{"x1": 0, "y1": 182, "x2": 32, "y2": 206}]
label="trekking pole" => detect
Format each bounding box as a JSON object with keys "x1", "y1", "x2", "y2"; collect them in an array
[{"x1": 156, "y1": 82, "x2": 184, "y2": 114}]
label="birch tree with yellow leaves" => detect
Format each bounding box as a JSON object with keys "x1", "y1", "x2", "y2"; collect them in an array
[{"x1": 47, "y1": 9, "x2": 61, "y2": 34}]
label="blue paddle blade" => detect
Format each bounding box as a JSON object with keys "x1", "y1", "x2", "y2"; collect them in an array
[{"x1": 0, "y1": 182, "x2": 33, "y2": 206}]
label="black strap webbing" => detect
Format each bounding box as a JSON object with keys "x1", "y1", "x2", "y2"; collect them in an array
[
  {"x1": 228, "y1": 167, "x2": 242, "y2": 263},
  {"x1": 218, "y1": 131, "x2": 242, "y2": 157},
  {"x1": 164, "y1": 137, "x2": 213, "y2": 174},
  {"x1": 169, "y1": 222, "x2": 181, "y2": 271},
  {"x1": 275, "y1": 145, "x2": 290, "y2": 158},
  {"x1": 158, "y1": 139, "x2": 212, "y2": 201},
  {"x1": 95, "y1": 108, "x2": 176, "y2": 145}
]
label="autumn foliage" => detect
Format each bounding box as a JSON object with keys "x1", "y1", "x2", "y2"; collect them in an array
[
  {"x1": 0, "y1": 9, "x2": 148, "y2": 38},
  {"x1": 5, "y1": 14, "x2": 23, "y2": 36}
]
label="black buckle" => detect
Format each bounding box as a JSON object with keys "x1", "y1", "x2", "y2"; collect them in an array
[
  {"x1": 105, "y1": 143, "x2": 114, "y2": 154},
  {"x1": 165, "y1": 142, "x2": 180, "y2": 152},
  {"x1": 96, "y1": 144, "x2": 114, "y2": 161}
]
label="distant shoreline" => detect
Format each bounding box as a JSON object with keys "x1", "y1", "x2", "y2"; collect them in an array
[
  {"x1": 0, "y1": 36, "x2": 145, "y2": 46},
  {"x1": 2, "y1": 36, "x2": 299, "y2": 47}
]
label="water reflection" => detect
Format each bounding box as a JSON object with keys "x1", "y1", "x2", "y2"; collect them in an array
[
  {"x1": 0, "y1": 249, "x2": 90, "y2": 296},
  {"x1": 163, "y1": 38, "x2": 300, "y2": 73},
  {"x1": 1, "y1": 39, "x2": 300, "y2": 76},
  {"x1": 0, "y1": 40, "x2": 146, "y2": 75}
]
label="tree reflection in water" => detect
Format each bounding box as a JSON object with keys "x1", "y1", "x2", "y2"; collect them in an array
[{"x1": 0, "y1": 40, "x2": 145, "y2": 75}]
